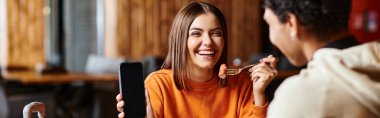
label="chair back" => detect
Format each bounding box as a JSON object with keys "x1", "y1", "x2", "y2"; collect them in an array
[{"x1": 23, "y1": 102, "x2": 45, "y2": 118}]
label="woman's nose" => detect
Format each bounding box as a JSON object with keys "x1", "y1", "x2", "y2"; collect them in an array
[{"x1": 202, "y1": 34, "x2": 212, "y2": 46}]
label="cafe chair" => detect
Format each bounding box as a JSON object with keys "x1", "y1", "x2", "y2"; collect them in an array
[
  {"x1": 23, "y1": 102, "x2": 46, "y2": 118},
  {"x1": 142, "y1": 56, "x2": 164, "y2": 79},
  {"x1": 85, "y1": 54, "x2": 125, "y2": 74},
  {"x1": 0, "y1": 85, "x2": 8, "y2": 117}
]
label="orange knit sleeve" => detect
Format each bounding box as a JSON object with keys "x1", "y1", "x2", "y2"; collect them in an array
[
  {"x1": 237, "y1": 73, "x2": 268, "y2": 118},
  {"x1": 253, "y1": 101, "x2": 268, "y2": 118},
  {"x1": 145, "y1": 73, "x2": 165, "y2": 118}
]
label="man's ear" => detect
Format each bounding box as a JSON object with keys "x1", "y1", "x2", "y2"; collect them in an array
[{"x1": 287, "y1": 13, "x2": 299, "y2": 40}]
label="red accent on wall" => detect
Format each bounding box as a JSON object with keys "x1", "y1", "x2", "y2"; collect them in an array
[{"x1": 350, "y1": 0, "x2": 380, "y2": 43}]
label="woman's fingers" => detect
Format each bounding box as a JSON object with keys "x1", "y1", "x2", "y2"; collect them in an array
[
  {"x1": 117, "y1": 101, "x2": 125, "y2": 112},
  {"x1": 146, "y1": 89, "x2": 154, "y2": 118},
  {"x1": 250, "y1": 64, "x2": 277, "y2": 83},
  {"x1": 262, "y1": 55, "x2": 276, "y2": 62},
  {"x1": 249, "y1": 55, "x2": 278, "y2": 94},
  {"x1": 259, "y1": 64, "x2": 278, "y2": 76},
  {"x1": 249, "y1": 63, "x2": 276, "y2": 73},
  {"x1": 116, "y1": 93, "x2": 125, "y2": 117},
  {"x1": 251, "y1": 72, "x2": 274, "y2": 93},
  {"x1": 261, "y1": 55, "x2": 277, "y2": 69},
  {"x1": 251, "y1": 70, "x2": 276, "y2": 81},
  {"x1": 116, "y1": 93, "x2": 122, "y2": 102},
  {"x1": 249, "y1": 63, "x2": 266, "y2": 72},
  {"x1": 118, "y1": 112, "x2": 125, "y2": 118}
]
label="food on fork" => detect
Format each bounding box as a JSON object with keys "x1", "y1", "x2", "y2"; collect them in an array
[
  {"x1": 217, "y1": 55, "x2": 277, "y2": 80},
  {"x1": 226, "y1": 64, "x2": 257, "y2": 75},
  {"x1": 218, "y1": 64, "x2": 227, "y2": 79}
]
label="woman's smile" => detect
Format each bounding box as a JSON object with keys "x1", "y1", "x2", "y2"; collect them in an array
[{"x1": 196, "y1": 49, "x2": 217, "y2": 60}]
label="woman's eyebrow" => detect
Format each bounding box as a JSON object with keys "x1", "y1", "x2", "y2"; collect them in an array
[
  {"x1": 189, "y1": 27, "x2": 221, "y2": 31},
  {"x1": 210, "y1": 27, "x2": 222, "y2": 32},
  {"x1": 189, "y1": 27, "x2": 203, "y2": 31}
]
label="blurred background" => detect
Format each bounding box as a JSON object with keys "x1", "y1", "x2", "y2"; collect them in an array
[{"x1": 0, "y1": 0, "x2": 379, "y2": 117}]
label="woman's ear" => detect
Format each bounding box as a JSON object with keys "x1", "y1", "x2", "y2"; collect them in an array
[{"x1": 287, "y1": 13, "x2": 299, "y2": 40}]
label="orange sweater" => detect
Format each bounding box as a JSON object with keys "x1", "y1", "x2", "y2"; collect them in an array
[{"x1": 145, "y1": 69, "x2": 267, "y2": 118}]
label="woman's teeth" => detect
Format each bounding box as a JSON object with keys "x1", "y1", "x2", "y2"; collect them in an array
[{"x1": 198, "y1": 51, "x2": 215, "y2": 55}]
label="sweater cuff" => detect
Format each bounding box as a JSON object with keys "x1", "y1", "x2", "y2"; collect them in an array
[{"x1": 253, "y1": 101, "x2": 268, "y2": 117}]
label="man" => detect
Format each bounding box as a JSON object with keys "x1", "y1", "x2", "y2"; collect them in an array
[{"x1": 261, "y1": 0, "x2": 380, "y2": 117}]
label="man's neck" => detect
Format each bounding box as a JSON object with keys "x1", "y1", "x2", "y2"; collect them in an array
[{"x1": 302, "y1": 31, "x2": 351, "y2": 62}]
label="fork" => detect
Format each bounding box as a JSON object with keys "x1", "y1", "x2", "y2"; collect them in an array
[{"x1": 225, "y1": 64, "x2": 258, "y2": 75}]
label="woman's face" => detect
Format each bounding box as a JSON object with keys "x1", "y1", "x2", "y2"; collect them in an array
[{"x1": 187, "y1": 13, "x2": 224, "y2": 71}]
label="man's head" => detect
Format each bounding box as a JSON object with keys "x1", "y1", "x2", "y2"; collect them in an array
[{"x1": 263, "y1": 0, "x2": 351, "y2": 66}]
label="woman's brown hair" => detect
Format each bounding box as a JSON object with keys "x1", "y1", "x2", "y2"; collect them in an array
[{"x1": 161, "y1": 2, "x2": 228, "y2": 90}]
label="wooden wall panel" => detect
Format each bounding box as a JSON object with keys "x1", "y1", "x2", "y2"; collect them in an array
[
  {"x1": 1, "y1": 0, "x2": 261, "y2": 69},
  {"x1": 2, "y1": 0, "x2": 262, "y2": 69},
  {"x1": 0, "y1": 0, "x2": 6, "y2": 66},
  {"x1": 104, "y1": 0, "x2": 118, "y2": 57},
  {"x1": 4, "y1": 0, "x2": 45, "y2": 69},
  {"x1": 114, "y1": 0, "x2": 262, "y2": 63}
]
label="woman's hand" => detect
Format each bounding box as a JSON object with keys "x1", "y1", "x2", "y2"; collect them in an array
[
  {"x1": 249, "y1": 55, "x2": 278, "y2": 106},
  {"x1": 116, "y1": 93, "x2": 125, "y2": 118},
  {"x1": 116, "y1": 90, "x2": 154, "y2": 118}
]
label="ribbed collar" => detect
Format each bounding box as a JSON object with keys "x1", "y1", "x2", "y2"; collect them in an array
[{"x1": 186, "y1": 75, "x2": 219, "y2": 90}]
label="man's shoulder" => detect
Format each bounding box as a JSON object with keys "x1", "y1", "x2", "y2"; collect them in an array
[
  {"x1": 277, "y1": 40, "x2": 380, "y2": 95},
  {"x1": 268, "y1": 73, "x2": 327, "y2": 117},
  {"x1": 277, "y1": 74, "x2": 313, "y2": 90},
  {"x1": 275, "y1": 68, "x2": 330, "y2": 97},
  {"x1": 313, "y1": 40, "x2": 380, "y2": 64}
]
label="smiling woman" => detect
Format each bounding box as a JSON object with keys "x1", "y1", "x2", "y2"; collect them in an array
[
  {"x1": 162, "y1": 3, "x2": 229, "y2": 90},
  {"x1": 187, "y1": 13, "x2": 224, "y2": 83},
  {"x1": 115, "y1": 2, "x2": 274, "y2": 118}
]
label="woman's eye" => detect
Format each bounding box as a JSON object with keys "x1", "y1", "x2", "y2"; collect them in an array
[
  {"x1": 190, "y1": 32, "x2": 201, "y2": 37},
  {"x1": 212, "y1": 31, "x2": 222, "y2": 37}
]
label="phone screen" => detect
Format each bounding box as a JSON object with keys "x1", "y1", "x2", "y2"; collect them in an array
[{"x1": 119, "y1": 62, "x2": 146, "y2": 117}]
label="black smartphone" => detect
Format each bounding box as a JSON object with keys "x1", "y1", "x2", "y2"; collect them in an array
[{"x1": 118, "y1": 62, "x2": 146, "y2": 117}]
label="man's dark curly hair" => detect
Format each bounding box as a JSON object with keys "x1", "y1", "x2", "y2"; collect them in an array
[{"x1": 263, "y1": 0, "x2": 351, "y2": 40}]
